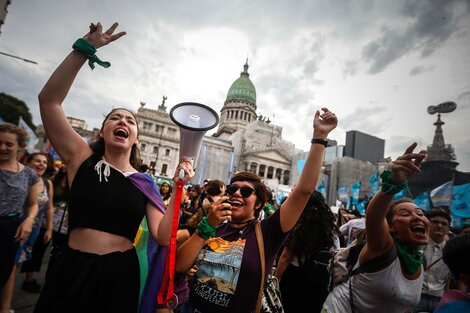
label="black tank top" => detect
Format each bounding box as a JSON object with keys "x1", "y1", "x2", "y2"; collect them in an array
[{"x1": 68, "y1": 154, "x2": 147, "y2": 241}]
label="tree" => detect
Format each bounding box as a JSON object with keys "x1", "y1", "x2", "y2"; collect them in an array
[{"x1": 0, "y1": 92, "x2": 36, "y2": 130}]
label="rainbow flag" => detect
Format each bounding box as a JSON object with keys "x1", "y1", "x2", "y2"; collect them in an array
[{"x1": 430, "y1": 180, "x2": 453, "y2": 207}]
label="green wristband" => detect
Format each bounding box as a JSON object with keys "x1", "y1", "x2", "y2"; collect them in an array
[
  {"x1": 196, "y1": 217, "x2": 216, "y2": 240},
  {"x1": 380, "y1": 170, "x2": 408, "y2": 195},
  {"x1": 72, "y1": 38, "x2": 111, "y2": 70}
]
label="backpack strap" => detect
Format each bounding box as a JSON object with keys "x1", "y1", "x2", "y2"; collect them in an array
[
  {"x1": 42, "y1": 176, "x2": 49, "y2": 194},
  {"x1": 348, "y1": 244, "x2": 398, "y2": 313}
]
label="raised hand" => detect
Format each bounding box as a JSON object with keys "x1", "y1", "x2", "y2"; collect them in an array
[
  {"x1": 313, "y1": 107, "x2": 338, "y2": 139},
  {"x1": 391, "y1": 142, "x2": 427, "y2": 183},
  {"x1": 83, "y1": 22, "x2": 126, "y2": 49}
]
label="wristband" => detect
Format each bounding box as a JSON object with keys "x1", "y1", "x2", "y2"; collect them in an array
[
  {"x1": 196, "y1": 217, "x2": 216, "y2": 240},
  {"x1": 380, "y1": 170, "x2": 408, "y2": 195},
  {"x1": 27, "y1": 215, "x2": 37, "y2": 223},
  {"x1": 72, "y1": 38, "x2": 111, "y2": 70},
  {"x1": 311, "y1": 138, "x2": 328, "y2": 147}
]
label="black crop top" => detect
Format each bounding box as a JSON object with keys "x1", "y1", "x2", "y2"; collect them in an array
[{"x1": 68, "y1": 154, "x2": 147, "y2": 241}]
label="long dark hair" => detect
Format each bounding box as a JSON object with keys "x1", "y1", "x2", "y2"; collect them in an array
[
  {"x1": 88, "y1": 108, "x2": 141, "y2": 170},
  {"x1": 284, "y1": 191, "x2": 339, "y2": 263}
]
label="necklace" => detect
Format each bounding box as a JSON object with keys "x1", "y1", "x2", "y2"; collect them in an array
[{"x1": 230, "y1": 219, "x2": 256, "y2": 235}]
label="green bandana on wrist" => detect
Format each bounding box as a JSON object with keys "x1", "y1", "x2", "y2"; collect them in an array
[
  {"x1": 72, "y1": 38, "x2": 111, "y2": 70},
  {"x1": 196, "y1": 217, "x2": 216, "y2": 240},
  {"x1": 395, "y1": 239, "x2": 424, "y2": 274},
  {"x1": 380, "y1": 170, "x2": 408, "y2": 195}
]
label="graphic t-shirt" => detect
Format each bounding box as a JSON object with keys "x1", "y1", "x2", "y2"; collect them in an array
[{"x1": 189, "y1": 210, "x2": 287, "y2": 313}]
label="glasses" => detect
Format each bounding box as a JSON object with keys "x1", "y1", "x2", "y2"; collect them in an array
[
  {"x1": 226, "y1": 184, "x2": 255, "y2": 198},
  {"x1": 430, "y1": 220, "x2": 449, "y2": 227}
]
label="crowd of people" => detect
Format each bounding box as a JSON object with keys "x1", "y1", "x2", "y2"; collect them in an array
[{"x1": 1, "y1": 22, "x2": 470, "y2": 313}]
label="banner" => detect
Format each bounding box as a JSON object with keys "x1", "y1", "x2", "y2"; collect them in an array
[
  {"x1": 356, "y1": 199, "x2": 367, "y2": 216},
  {"x1": 369, "y1": 172, "x2": 380, "y2": 196},
  {"x1": 317, "y1": 181, "x2": 327, "y2": 199},
  {"x1": 351, "y1": 181, "x2": 361, "y2": 205},
  {"x1": 430, "y1": 180, "x2": 453, "y2": 207},
  {"x1": 337, "y1": 186, "x2": 349, "y2": 201},
  {"x1": 18, "y1": 116, "x2": 38, "y2": 152},
  {"x1": 451, "y1": 183, "x2": 470, "y2": 218},
  {"x1": 413, "y1": 192, "x2": 431, "y2": 210}
]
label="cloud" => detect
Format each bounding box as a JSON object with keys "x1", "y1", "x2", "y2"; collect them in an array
[
  {"x1": 409, "y1": 65, "x2": 435, "y2": 76},
  {"x1": 339, "y1": 104, "x2": 390, "y2": 135},
  {"x1": 362, "y1": 0, "x2": 465, "y2": 74}
]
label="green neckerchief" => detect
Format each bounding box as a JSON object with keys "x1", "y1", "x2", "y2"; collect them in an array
[{"x1": 395, "y1": 239, "x2": 424, "y2": 274}]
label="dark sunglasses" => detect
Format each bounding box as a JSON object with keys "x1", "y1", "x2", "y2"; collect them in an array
[{"x1": 226, "y1": 184, "x2": 255, "y2": 198}]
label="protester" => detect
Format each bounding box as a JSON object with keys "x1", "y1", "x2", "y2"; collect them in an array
[
  {"x1": 412, "y1": 209, "x2": 451, "y2": 312},
  {"x1": 323, "y1": 143, "x2": 429, "y2": 313},
  {"x1": 202, "y1": 179, "x2": 225, "y2": 214},
  {"x1": 339, "y1": 213, "x2": 365, "y2": 246},
  {"x1": 159, "y1": 180, "x2": 173, "y2": 209},
  {"x1": 0, "y1": 123, "x2": 40, "y2": 313},
  {"x1": 434, "y1": 233, "x2": 470, "y2": 312},
  {"x1": 19, "y1": 153, "x2": 54, "y2": 294},
  {"x1": 275, "y1": 191, "x2": 339, "y2": 313},
  {"x1": 33, "y1": 22, "x2": 194, "y2": 313},
  {"x1": 175, "y1": 107, "x2": 337, "y2": 312}
]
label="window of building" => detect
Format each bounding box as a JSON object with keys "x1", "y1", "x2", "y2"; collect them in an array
[
  {"x1": 267, "y1": 166, "x2": 274, "y2": 179},
  {"x1": 140, "y1": 143, "x2": 146, "y2": 151},
  {"x1": 275, "y1": 169, "x2": 282, "y2": 182},
  {"x1": 283, "y1": 170, "x2": 290, "y2": 185},
  {"x1": 161, "y1": 164, "x2": 168, "y2": 175},
  {"x1": 165, "y1": 149, "x2": 170, "y2": 156},
  {"x1": 155, "y1": 125, "x2": 161, "y2": 132},
  {"x1": 143, "y1": 121, "x2": 152, "y2": 130},
  {"x1": 168, "y1": 128, "x2": 177, "y2": 135},
  {"x1": 250, "y1": 162, "x2": 257, "y2": 173},
  {"x1": 153, "y1": 146, "x2": 159, "y2": 154},
  {"x1": 259, "y1": 165, "x2": 266, "y2": 177}
]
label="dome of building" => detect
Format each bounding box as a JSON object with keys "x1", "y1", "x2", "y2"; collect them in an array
[{"x1": 226, "y1": 60, "x2": 256, "y2": 104}]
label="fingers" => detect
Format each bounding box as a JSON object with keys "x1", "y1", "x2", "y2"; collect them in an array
[
  {"x1": 404, "y1": 142, "x2": 417, "y2": 155},
  {"x1": 105, "y1": 22, "x2": 119, "y2": 35}
]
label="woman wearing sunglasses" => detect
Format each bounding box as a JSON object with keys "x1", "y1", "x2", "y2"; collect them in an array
[{"x1": 176, "y1": 108, "x2": 338, "y2": 313}]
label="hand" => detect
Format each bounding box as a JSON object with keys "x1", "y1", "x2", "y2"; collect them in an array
[
  {"x1": 172, "y1": 158, "x2": 195, "y2": 184},
  {"x1": 313, "y1": 107, "x2": 338, "y2": 139},
  {"x1": 44, "y1": 229, "x2": 53, "y2": 243},
  {"x1": 207, "y1": 196, "x2": 232, "y2": 226},
  {"x1": 15, "y1": 219, "x2": 33, "y2": 244},
  {"x1": 83, "y1": 22, "x2": 126, "y2": 49},
  {"x1": 391, "y1": 143, "x2": 427, "y2": 183}
]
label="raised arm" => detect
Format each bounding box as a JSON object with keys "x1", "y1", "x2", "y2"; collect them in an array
[
  {"x1": 279, "y1": 108, "x2": 337, "y2": 233},
  {"x1": 38, "y1": 23, "x2": 126, "y2": 177},
  {"x1": 360, "y1": 143, "x2": 427, "y2": 262}
]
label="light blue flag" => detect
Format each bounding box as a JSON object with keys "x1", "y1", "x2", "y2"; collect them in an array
[
  {"x1": 317, "y1": 181, "x2": 327, "y2": 199},
  {"x1": 393, "y1": 189, "x2": 407, "y2": 201},
  {"x1": 451, "y1": 183, "x2": 470, "y2": 218},
  {"x1": 297, "y1": 159, "x2": 306, "y2": 174},
  {"x1": 369, "y1": 172, "x2": 379, "y2": 196},
  {"x1": 351, "y1": 181, "x2": 361, "y2": 205},
  {"x1": 337, "y1": 186, "x2": 349, "y2": 201},
  {"x1": 356, "y1": 200, "x2": 367, "y2": 216},
  {"x1": 276, "y1": 191, "x2": 286, "y2": 206},
  {"x1": 413, "y1": 192, "x2": 431, "y2": 210}
]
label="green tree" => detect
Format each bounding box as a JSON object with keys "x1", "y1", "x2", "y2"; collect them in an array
[{"x1": 0, "y1": 92, "x2": 36, "y2": 131}]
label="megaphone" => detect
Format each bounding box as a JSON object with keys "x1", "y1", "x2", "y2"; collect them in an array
[{"x1": 169, "y1": 102, "x2": 219, "y2": 165}]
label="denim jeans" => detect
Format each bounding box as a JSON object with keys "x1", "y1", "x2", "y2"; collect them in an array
[{"x1": 413, "y1": 293, "x2": 441, "y2": 313}]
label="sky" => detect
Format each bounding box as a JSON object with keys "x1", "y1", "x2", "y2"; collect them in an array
[{"x1": 1, "y1": 0, "x2": 469, "y2": 172}]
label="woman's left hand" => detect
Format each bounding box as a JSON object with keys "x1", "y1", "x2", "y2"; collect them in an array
[
  {"x1": 313, "y1": 107, "x2": 338, "y2": 139},
  {"x1": 173, "y1": 158, "x2": 195, "y2": 184},
  {"x1": 15, "y1": 219, "x2": 33, "y2": 244}
]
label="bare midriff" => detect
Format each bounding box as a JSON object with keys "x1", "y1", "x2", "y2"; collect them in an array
[{"x1": 68, "y1": 228, "x2": 133, "y2": 255}]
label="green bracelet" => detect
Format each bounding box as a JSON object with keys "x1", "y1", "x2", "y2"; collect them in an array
[
  {"x1": 72, "y1": 38, "x2": 111, "y2": 70},
  {"x1": 380, "y1": 170, "x2": 408, "y2": 195},
  {"x1": 196, "y1": 217, "x2": 216, "y2": 240}
]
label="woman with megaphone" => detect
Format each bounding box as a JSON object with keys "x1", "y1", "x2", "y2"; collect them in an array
[
  {"x1": 176, "y1": 108, "x2": 338, "y2": 313},
  {"x1": 34, "y1": 22, "x2": 195, "y2": 313}
]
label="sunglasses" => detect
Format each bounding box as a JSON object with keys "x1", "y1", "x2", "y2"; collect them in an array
[{"x1": 226, "y1": 184, "x2": 255, "y2": 198}]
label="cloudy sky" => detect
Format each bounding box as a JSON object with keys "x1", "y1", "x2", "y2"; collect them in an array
[{"x1": 1, "y1": 0, "x2": 469, "y2": 171}]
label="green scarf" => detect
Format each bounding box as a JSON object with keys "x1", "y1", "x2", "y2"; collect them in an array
[{"x1": 395, "y1": 239, "x2": 424, "y2": 274}]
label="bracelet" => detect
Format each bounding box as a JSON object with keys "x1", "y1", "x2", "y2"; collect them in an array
[
  {"x1": 380, "y1": 170, "x2": 408, "y2": 195},
  {"x1": 196, "y1": 217, "x2": 216, "y2": 240},
  {"x1": 311, "y1": 138, "x2": 328, "y2": 147},
  {"x1": 27, "y1": 215, "x2": 37, "y2": 223},
  {"x1": 72, "y1": 38, "x2": 111, "y2": 70}
]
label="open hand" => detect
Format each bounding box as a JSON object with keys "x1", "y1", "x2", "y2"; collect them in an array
[
  {"x1": 83, "y1": 22, "x2": 126, "y2": 49},
  {"x1": 391, "y1": 142, "x2": 427, "y2": 183}
]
